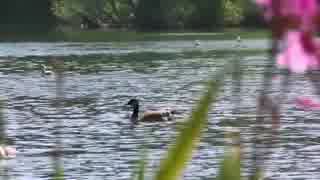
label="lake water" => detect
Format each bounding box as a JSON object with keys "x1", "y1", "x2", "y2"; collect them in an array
[{"x1": 0, "y1": 39, "x2": 320, "y2": 180}]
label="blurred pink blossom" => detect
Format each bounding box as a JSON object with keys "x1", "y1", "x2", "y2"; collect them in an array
[
  {"x1": 295, "y1": 97, "x2": 320, "y2": 110},
  {"x1": 256, "y1": 0, "x2": 319, "y2": 31},
  {"x1": 276, "y1": 31, "x2": 320, "y2": 73}
]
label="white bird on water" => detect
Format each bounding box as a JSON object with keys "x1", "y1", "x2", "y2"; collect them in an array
[
  {"x1": 237, "y1": 36, "x2": 241, "y2": 43},
  {"x1": 234, "y1": 35, "x2": 244, "y2": 48},
  {"x1": 194, "y1": 40, "x2": 201, "y2": 47},
  {"x1": 41, "y1": 64, "x2": 54, "y2": 76}
]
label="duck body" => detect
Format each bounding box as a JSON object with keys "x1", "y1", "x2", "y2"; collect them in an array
[
  {"x1": 127, "y1": 99, "x2": 175, "y2": 122},
  {"x1": 140, "y1": 111, "x2": 171, "y2": 122}
]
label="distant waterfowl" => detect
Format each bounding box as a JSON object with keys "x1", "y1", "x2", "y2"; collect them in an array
[
  {"x1": 194, "y1": 40, "x2": 201, "y2": 47},
  {"x1": 237, "y1": 36, "x2": 241, "y2": 43},
  {"x1": 127, "y1": 98, "x2": 176, "y2": 122},
  {"x1": 41, "y1": 64, "x2": 54, "y2": 75},
  {"x1": 234, "y1": 36, "x2": 244, "y2": 48},
  {"x1": 0, "y1": 145, "x2": 16, "y2": 159}
]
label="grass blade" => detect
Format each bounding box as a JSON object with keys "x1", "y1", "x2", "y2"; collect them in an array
[
  {"x1": 154, "y1": 71, "x2": 224, "y2": 180},
  {"x1": 137, "y1": 160, "x2": 146, "y2": 180},
  {"x1": 53, "y1": 166, "x2": 64, "y2": 180},
  {"x1": 250, "y1": 169, "x2": 264, "y2": 180},
  {"x1": 217, "y1": 129, "x2": 241, "y2": 180},
  {"x1": 133, "y1": 148, "x2": 147, "y2": 180}
]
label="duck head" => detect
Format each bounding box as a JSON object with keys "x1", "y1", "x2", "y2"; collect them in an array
[
  {"x1": 127, "y1": 98, "x2": 139, "y2": 107},
  {"x1": 127, "y1": 98, "x2": 139, "y2": 121}
]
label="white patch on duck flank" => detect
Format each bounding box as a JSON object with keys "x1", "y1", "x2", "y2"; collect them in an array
[{"x1": 0, "y1": 145, "x2": 16, "y2": 159}]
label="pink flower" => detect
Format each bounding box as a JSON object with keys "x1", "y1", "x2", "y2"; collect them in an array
[
  {"x1": 256, "y1": 0, "x2": 319, "y2": 31},
  {"x1": 255, "y1": 1, "x2": 320, "y2": 73},
  {"x1": 276, "y1": 31, "x2": 320, "y2": 73},
  {"x1": 295, "y1": 97, "x2": 320, "y2": 110},
  {"x1": 282, "y1": 0, "x2": 318, "y2": 30}
]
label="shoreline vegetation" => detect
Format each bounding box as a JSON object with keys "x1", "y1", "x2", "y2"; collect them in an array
[
  {"x1": 0, "y1": 0, "x2": 265, "y2": 42},
  {"x1": 0, "y1": 28, "x2": 268, "y2": 42}
]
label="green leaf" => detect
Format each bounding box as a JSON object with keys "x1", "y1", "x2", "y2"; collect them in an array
[
  {"x1": 134, "y1": 148, "x2": 147, "y2": 180},
  {"x1": 154, "y1": 70, "x2": 224, "y2": 180},
  {"x1": 217, "y1": 145, "x2": 241, "y2": 180},
  {"x1": 53, "y1": 166, "x2": 64, "y2": 180},
  {"x1": 250, "y1": 168, "x2": 264, "y2": 180}
]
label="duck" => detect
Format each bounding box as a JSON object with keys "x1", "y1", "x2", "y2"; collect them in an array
[
  {"x1": 0, "y1": 145, "x2": 16, "y2": 159},
  {"x1": 126, "y1": 98, "x2": 176, "y2": 122},
  {"x1": 41, "y1": 64, "x2": 54, "y2": 75}
]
